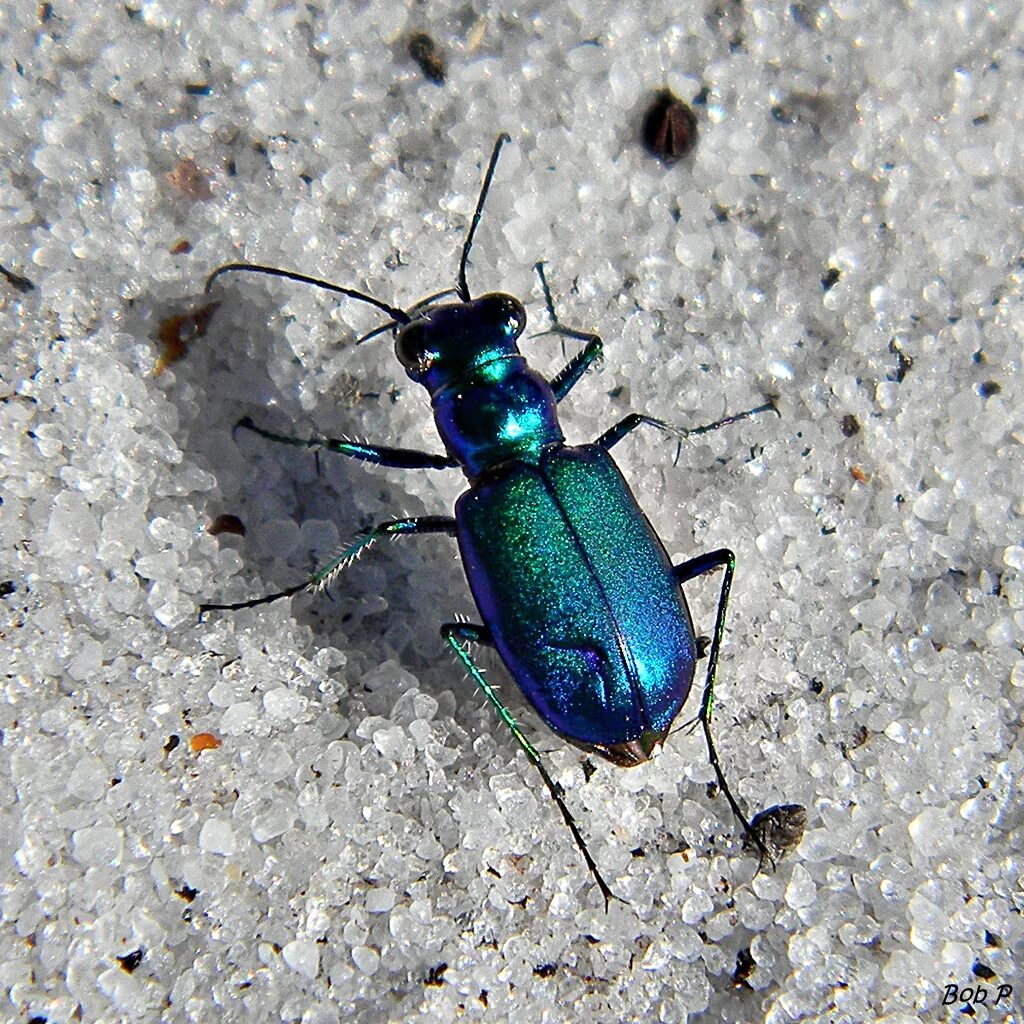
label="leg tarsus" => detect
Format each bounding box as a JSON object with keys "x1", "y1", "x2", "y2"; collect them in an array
[
  {"x1": 441, "y1": 622, "x2": 624, "y2": 910},
  {"x1": 535, "y1": 261, "x2": 559, "y2": 326},
  {"x1": 198, "y1": 579, "x2": 307, "y2": 618},
  {"x1": 532, "y1": 262, "x2": 605, "y2": 403}
]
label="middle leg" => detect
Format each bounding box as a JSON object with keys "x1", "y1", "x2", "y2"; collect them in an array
[
  {"x1": 200, "y1": 515, "x2": 456, "y2": 615},
  {"x1": 235, "y1": 416, "x2": 457, "y2": 470}
]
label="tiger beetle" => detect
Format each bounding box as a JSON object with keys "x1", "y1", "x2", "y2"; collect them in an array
[{"x1": 200, "y1": 134, "x2": 776, "y2": 907}]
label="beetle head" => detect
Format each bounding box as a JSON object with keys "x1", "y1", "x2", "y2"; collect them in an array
[{"x1": 394, "y1": 292, "x2": 526, "y2": 388}]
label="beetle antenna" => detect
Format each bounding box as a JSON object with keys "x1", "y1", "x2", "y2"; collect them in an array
[
  {"x1": 205, "y1": 262, "x2": 410, "y2": 324},
  {"x1": 355, "y1": 287, "x2": 465, "y2": 344},
  {"x1": 409, "y1": 286, "x2": 462, "y2": 314},
  {"x1": 354, "y1": 320, "x2": 400, "y2": 345},
  {"x1": 457, "y1": 132, "x2": 511, "y2": 302}
]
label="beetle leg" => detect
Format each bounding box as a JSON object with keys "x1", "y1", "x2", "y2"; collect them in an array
[
  {"x1": 199, "y1": 515, "x2": 455, "y2": 615},
  {"x1": 441, "y1": 622, "x2": 622, "y2": 910},
  {"x1": 234, "y1": 416, "x2": 458, "y2": 470},
  {"x1": 596, "y1": 413, "x2": 676, "y2": 452},
  {"x1": 673, "y1": 549, "x2": 773, "y2": 865},
  {"x1": 673, "y1": 549, "x2": 735, "y2": 726},
  {"x1": 595, "y1": 401, "x2": 776, "y2": 457},
  {"x1": 530, "y1": 262, "x2": 605, "y2": 402},
  {"x1": 442, "y1": 621, "x2": 495, "y2": 646},
  {"x1": 548, "y1": 334, "x2": 604, "y2": 403}
]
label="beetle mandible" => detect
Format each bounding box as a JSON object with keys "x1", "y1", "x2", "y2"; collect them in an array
[{"x1": 200, "y1": 134, "x2": 775, "y2": 906}]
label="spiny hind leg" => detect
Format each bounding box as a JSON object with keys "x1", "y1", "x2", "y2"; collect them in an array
[
  {"x1": 673, "y1": 550, "x2": 772, "y2": 864},
  {"x1": 441, "y1": 621, "x2": 621, "y2": 908}
]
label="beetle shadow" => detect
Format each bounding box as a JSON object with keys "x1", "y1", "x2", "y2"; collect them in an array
[{"x1": 149, "y1": 282, "x2": 487, "y2": 712}]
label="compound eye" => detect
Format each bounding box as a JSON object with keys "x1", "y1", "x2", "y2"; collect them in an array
[
  {"x1": 479, "y1": 293, "x2": 526, "y2": 339},
  {"x1": 394, "y1": 322, "x2": 434, "y2": 372}
]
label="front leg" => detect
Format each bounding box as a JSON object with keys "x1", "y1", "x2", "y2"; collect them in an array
[
  {"x1": 549, "y1": 333, "x2": 604, "y2": 403},
  {"x1": 532, "y1": 262, "x2": 604, "y2": 403}
]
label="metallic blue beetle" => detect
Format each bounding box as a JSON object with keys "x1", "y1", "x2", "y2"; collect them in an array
[{"x1": 201, "y1": 135, "x2": 772, "y2": 905}]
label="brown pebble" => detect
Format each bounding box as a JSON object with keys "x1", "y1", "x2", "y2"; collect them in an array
[
  {"x1": 408, "y1": 32, "x2": 446, "y2": 85},
  {"x1": 642, "y1": 90, "x2": 698, "y2": 163}
]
